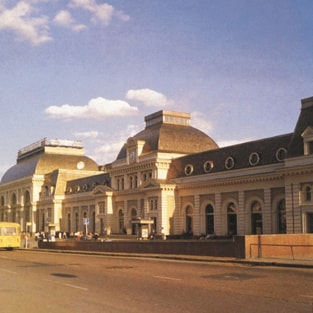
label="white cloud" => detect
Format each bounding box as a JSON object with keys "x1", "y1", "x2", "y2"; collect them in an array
[
  {"x1": 69, "y1": 0, "x2": 129, "y2": 26},
  {"x1": 183, "y1": 110, "x2": 254, "y2": 149},
  {"x1": 69, "y1": 0, "x2": 95, "y2": 11},
  {"x1": 0, "y1": 1, "x2": 52, "y2": 45},
  {"x1": 86, "y1": 122, "x2": 142, "y2": 164},
  {"x1": 45, "y1": 97, "x2": 139, "y2": 120},
  {"x1": 0, "y1": 0, "x2": 129, "y2": 45},
  {"x1": 53, "y1": 10, "x2": 87, "y2": 31},
  {"x1": 190, "y1": 111, "x2": 214, "y2": 134},
  {"x1": 92, "y1": 140, "x2": 124, "y2": 164},
  {"x1": 74, "y1": 130, "x2": 99, "y2": 138},
  {"x1": 126, "y1": 88, "x2": 173, "y2": 107},
  {"x1": 217, "y1": 138, "x2": 253, "y2": 148}
]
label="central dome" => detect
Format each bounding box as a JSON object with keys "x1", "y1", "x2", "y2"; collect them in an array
[{"x1": 116, "y1": 110, "x2": 218, "y2": 160}]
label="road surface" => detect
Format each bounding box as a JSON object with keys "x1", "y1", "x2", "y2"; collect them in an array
[{"x1": 0, "y1": 250, "x2": 312, "y2": 313}]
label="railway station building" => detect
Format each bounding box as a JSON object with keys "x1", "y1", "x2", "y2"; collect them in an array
[{"x1": 0, "y1": 96, "x2": 313, "y2": 237}]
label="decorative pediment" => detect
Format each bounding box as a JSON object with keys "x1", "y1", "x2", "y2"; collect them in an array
[
  {"x1": 90, "y1": 185, "x2": 113, "y2": 196},
  {"x1": 302, "y1": 126, "x2": 313, "y2": 156},
  {"x1": 301, "y1": 126, "x2": 313, "y2": 139},
  {"x1": 141, "y1": 179, "x2": 161, "y2": 189}
]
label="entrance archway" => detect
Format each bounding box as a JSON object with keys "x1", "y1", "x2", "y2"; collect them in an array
[
  {"x1": 119, "y1": 209, "x2": 125, "y2": 234},
  {"x1": 24, "y1": 190, "x2": 31, "y2": 233},
  {"x1": 131, "y1": 208, "x2": 137, "y2": 235},
  {"x1": 227, "y1": 202, "x2": 237, "y2": 235},
  {"x1": 185, "y1": 205, "x2": 193, "y2": 234},
  {"x1": 205, "y1": 204, "x2": 214, "y2": 234}
]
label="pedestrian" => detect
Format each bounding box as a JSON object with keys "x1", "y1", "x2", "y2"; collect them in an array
[
  {"x1": 161, "y1": 227, "x2": 166, "y2": 240},
  {"x1": 24, "y1": 232, "x2": 29, "y2": 248}
]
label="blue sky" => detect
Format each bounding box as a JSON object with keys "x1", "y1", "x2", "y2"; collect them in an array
[{"x1": 0, "y1": 0, "x2": 312, "y2": 177}]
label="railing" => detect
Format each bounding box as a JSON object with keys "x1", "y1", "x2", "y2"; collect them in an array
[{"x1": 18, "y1": 138, "x2": 83, "y2": 157}]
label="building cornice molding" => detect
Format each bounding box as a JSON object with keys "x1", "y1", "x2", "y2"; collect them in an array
[
  {"x1": 176, "y1": 172, "x2": 283, "y2": 190},
  {"x1": 109, "y1": 162, "x2": 156, "y2": 175},
  {"x1": 277, "y1": 164, "x2": 313, "y2": 177}
]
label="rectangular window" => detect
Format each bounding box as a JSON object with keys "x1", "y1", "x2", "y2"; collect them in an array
[
  {"x1": 99, "y1": 202, "x2": 105, "y2": 214},
  {"x1": 1, "y1": 227, "x2": 17, "y2": 235},
  {"x1": 149, "y1": 198, "x2": 158, "y2": 211}
]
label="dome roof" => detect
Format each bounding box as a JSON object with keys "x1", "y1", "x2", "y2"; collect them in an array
[
  {"x1": 116, "y1": 110, "x2": 218, "y2": 160},
  {"x1": 1, "y1": 139, "x2": 99, "y2": 184}
]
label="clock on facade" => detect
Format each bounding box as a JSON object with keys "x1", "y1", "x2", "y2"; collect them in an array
[{"x1": 76, "y1": 161, "x2": 85, "y2": 170}]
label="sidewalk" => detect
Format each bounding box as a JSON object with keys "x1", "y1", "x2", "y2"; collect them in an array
[{"x1": 20, "y1": 237, "x2": 313, "y2": 269}]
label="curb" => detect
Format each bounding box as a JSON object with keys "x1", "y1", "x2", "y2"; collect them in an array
[{"x1": 19, "y1": 247, "x2": 313, "y2": 269}]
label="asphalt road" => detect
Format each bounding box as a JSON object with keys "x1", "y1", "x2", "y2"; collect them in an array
[{"x1": 0, "y1": 250, "x2": 312, "y2": 313}]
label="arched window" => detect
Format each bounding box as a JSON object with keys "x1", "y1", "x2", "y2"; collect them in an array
[
  {"x1": 251, "y1": 201, "x2": 262, "y2": 234},
  {"x1": 0, "y1": 196, "x2": 4, "y2": 221},
  {"x1": 67, "y1": 213, "x2": 71, "y2": 233},
  {"x1": 42, "y1": 213, "x2": 45, "y2": 231},
  {"x1": 277, "y1": 199, "x2": 286, "y2": 234},
  {"x1": 119, "y1": 209, "x2": 124, "y2": 234},
  {"x1": 227, "y1": 203, "x2": 237, "y2": 235},
  {"x1": 205, "y1": 204, "x2": 214, "y2": 235},
  {"x1": 11, "y1": 193, "x2": 17, "y2": 205},
  {"x1": 24, "y1": 190, "x2": 31, "y2": 231},
  {"x1": 11, "y1": 193, "x2": 17, "y2": 223},
  {"x1": 75, "y1": 212, "x2": 79, "y2": 232},
  {"x1": 92, "y1": 211, "x2": 96, "y2": 233},
  {"x1": 186, "y1": 205, "x2": 193, "y2": 235},
  {"x1": 131, "y1": 208, "x2": 137, "y2": 235}
]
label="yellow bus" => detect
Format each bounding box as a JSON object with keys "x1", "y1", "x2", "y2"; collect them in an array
[{"x1": 0, "y1": 222, "x2": 21, "y2": 250}]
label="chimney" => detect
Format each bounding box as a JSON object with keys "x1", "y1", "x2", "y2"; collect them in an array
[{"x1": 301, "y1": 96, "x2": 313, "y2": 109}]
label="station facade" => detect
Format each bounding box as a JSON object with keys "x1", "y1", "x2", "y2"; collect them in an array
[{"x1": 1, "y1": 96, "x2": 313, "y2": 237}]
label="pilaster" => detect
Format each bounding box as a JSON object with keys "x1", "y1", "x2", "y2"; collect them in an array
[
  {"x1": 194, "y1": 194, "x2": 200, "y2": 235},
  {"x1": 263, "y1": 188, "x2": 272, "y2": 234},
  {"x1": 173, "y1": 191, "x2": 181, "y2": 234},
  {"x1": 215, "y1": 192, "x2": 221, "y2": 236},
  {"x1": 238, "y1": 191, "x2": 245, "y2": 235}
]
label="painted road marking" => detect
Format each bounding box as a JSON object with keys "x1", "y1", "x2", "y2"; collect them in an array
[
  {"x1": 44, "y1": 278, "x2": 88, "y2": 291},
  {"x1": 153, "y1": 275, "x2": 182, "y2": 281},
  {"x1": 63, "y1": 283, "x2": 89, "y2": 291}
]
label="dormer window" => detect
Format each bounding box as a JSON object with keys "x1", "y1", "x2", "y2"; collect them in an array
[
  {"x1": 126, "y1": 138, "x2": 145, "y2": 163},
  {"x1": 302, "y1": 126, "x2": 313, "y2": 155}
]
